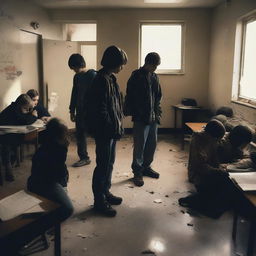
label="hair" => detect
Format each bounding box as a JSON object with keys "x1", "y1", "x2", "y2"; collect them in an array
[
  {"x1": 211, "y1": 114, "x2": 228, "y2": 126},
  {"x1": 145, "y1": 52, "x2": 161, "y2": 66},
  {"x1": 100, "y1": 45, "x2": 127, "y2": 69},
  {"x1": 45, "y1": 118, "x2": 69, "y2": 147},
  {"x1": 27, "y1": 89, "x2": 39, "y2": 99},
  {"x1": 68, "y1": 54, "x2": 86, "y2": 69},
  {"x1": 229, "y1": 125, "x2": 252, "y2": 147},
  {"x1": 15, "y1": 94, "x2": 33, "y2": 107},
  {"x1": 205, "y1": 119, "x2": 226, "y2": 139},
  {"x1": 216, "y1": 106, "x2": 233, "y2": 118}
]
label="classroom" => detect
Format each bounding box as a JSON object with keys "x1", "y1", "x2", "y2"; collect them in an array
[{"x1": 0, "y1": 0, "x2": 256, "y2": 255}]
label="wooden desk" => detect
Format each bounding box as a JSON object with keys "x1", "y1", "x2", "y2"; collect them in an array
[
  {"x1": 185, "y1": 122, "x2": 207, "y2": 133},
  {"x1": 0, "y1": 190, "x2": 62, "y2": 256},
  {"x1": 232, "y1": 192, "x2": 256, "y2": 256}
]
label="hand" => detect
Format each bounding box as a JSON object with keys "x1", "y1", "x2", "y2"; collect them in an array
[
  {"x1": 70, "y1": 113, "x2": 76, "y2": 122},
  {"x1": 32, "y1": 110, "x2": 38, "y2": 117},
  {"x1": 41, "y1": 116, "x2": 50, "y2": 123}
]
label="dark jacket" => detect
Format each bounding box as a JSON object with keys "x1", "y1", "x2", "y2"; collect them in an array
[
  {"x1": 0, "y1": 102, "x2": 37, "y2": 125},
  {"x1": 87, "y1": 68, "x2": 124, "y2": 139},
  {"x1": 34, "y1": 103, "x2": 50, "y2": 119},
  {"x1": 69, "y1": 69, "x2": 97, "y2": 125},
  {"x1": 28, "y1": 142, "x2": 69, "y2": 187},
  {"x1": 124, "y1": 67, "x2": 162, "y2": 124}
]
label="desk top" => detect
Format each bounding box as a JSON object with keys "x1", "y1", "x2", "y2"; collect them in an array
[
  {"x1": 185, "y1": 122, "x2": 207, "y2": 133},
  {"x1": 172, "y1": 104, "x2": 202, "y2": 110}
]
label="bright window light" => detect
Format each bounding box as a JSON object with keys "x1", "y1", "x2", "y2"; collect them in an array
[
  {"x1": 239, "y1": 20, "x2": 256, "y2": 101},
  {"x1": 140, "y1": 23, "x2": 184, "y2": 73}
]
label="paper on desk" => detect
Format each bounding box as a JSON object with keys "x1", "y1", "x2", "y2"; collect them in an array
[
  {"x1": 0, "y1": 190, "x2": 42, "y2": 221},
  {"x1": 230, "y1": 172, "x2": 256, "y2": 191}
]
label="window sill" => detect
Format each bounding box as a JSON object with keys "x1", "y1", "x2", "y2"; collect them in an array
[{"x1": 231, "y1": 100, "x2": 256, "y2": 109}]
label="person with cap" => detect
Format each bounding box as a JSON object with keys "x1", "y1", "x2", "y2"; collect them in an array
[
  {"x1": 124, "y1": 52, "x2": 162, "y2": 187},
  {"x1": 68, "y1": 54, "x2": 97, "y2": 167},
  {"x1": 88, "y1": 45, "x2": 127, "y2": 217}
]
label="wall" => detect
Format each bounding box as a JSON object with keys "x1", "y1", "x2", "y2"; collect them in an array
[
  {"x1": 209, "y1": 0, "x2": 256, "y2": 127},
  {"x1": 50, "y1": 8, "x2": 212, "y2": 128},
  {"x1": 0, "y1": 0, "x2": 62, "y2": 111}
]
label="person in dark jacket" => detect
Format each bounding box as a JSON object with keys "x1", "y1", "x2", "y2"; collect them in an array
[
  {"x1": 68, "y1": 54, "x2": 97, "y2": 167},
  {"x1": 88, "y1": 45, "x2": 127, "y2": 217},
  {"x1": 0, "y1": 94, "x2": 37, "y2": 182},
  {"x1": 27, "y1": 89, "x2": 51, "y2": 123},
  {"x1": 27, "y1": 118, "x2": 73, "y2": 221},
  {"x1": 124, "y1": 52, "x2": 162, "y2": 187}
]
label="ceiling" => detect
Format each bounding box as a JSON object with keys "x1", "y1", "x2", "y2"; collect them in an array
[{"x1": 33, "y1": 0, "x2": 226, "y2": 9}]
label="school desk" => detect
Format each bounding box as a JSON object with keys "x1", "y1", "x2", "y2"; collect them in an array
[
  {"x1": 232, "y1": 191, "x2": 256, "y2": 256},
  {"x1": 0, "y1": 190, "x2": 62, "y2": 256}
]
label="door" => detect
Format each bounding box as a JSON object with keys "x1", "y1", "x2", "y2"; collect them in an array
[{"x1": 43, "y1": 39, "x2": 79, "y2": 128}]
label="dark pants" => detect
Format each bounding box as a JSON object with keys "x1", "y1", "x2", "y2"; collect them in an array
[
  {"x1": 75, "y1": 121, "x2": 89, "y2": 160},
  {"x1": 196, "y1": 174, "x2": 256, "y2": 219},
  {"x1": 27, "y1": 178, "x2": 74, "y2": 222},
  {"x1": 132, "y1": 121, "x2": 158, "y2": 174},
  {"x1": 92, "y1": 137, "x2": 116, "y2": 203}
]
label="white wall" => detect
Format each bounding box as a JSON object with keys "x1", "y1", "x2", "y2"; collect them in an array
[
  {"x1": 0, "y1": 0, "x2": 62, "y2": 110},
  {"x1": 209, "y1": 0, "x2": 256, "y2": 126},
  {"x1": 50, "y1": 8, "x2": 212, "y2": 128}
]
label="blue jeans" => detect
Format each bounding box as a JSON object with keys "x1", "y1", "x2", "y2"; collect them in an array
[
  {"x1": 27, "y1": 178, "x2": 74, "y2": 221},
  {"x1": 132, "y1": 122, "x2": 158, "y2": 174},
  {"x1": 92, "y1": 137, "x2": 116, "y2": 203}
]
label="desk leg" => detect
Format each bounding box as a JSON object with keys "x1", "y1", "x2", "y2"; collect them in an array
[
  {"x1": 247, "y1": 220, "x2": 256, "y2": 256},
  {"x1": 174, "y1": 109, "x2": 177, "y2": 130},
  {"x1": 54, "y1": 223, "x2": 61, "y2": 256}
]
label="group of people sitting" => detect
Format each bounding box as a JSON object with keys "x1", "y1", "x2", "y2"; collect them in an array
[{"x1": 180, "y1": 117, "x2": 256, "y2": 219}]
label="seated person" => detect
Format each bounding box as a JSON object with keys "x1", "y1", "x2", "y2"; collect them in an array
[
  {"x1": 0, "y1": 94, "x2": 37, "y2": 181},
  {"x1": 27, "y1": 89, "x2": 51, "y2": 123},
  {"x1": 218, "y1": 125, "x2": 252, "y2": 164},
  {"x1": 27, "y1": 118, "x2": 73, "y2": 221},
  {"x1": 180, "y1": 120, "x2": 256, "y2": 219}
]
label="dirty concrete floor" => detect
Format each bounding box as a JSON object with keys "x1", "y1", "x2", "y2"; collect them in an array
[{"x1": 0, "y1": 134, "x2": 253, "y2": 256}]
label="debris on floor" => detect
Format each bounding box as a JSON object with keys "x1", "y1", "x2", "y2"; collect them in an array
[
  {"x1": 153, "y1": 199, "x2": 162, "y2": 204},
  {"x1": 77, "y1": 233, "x2": 88, "y2": 239},
  {"x1": 165, "y1": 195, "x2": 169, "y2": 197},
  {"x1": 173, "y1": 190, "x2": 179, "y2": 193},
  {"x1": 187, "y1": 223, "x2": 194, "y2": 227},
  {"x1": 141, "y1": 249, "x2": 157, "y2": 255},
  {"x1": 147, "y1": 190, "x2": 155, "y2": 194}
]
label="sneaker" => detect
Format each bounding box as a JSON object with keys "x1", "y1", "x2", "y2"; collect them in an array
[
  {"x1": 106, "y1": 193, "x2": 123, "y2": 205},
  {"x1": 94, "y1": 201, "x2": 117, "y2": 217},
  {"x1": 72, "y1": 158, "x2": 91, "y2": 167},
  {"x1": 133, "y1": 174, "x2": 144, "y2": 187},
  {"x1": 143, "y1": 167, "x2": 160, "y2": 179}
]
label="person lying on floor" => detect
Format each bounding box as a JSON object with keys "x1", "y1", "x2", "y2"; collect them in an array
[
  {"x1": 218, "y1": 125, "x2": 252, "y2": 164},
  {"x1": 27, "y1": 118, "x2": 74, "y2": 221},
  {"x1": 179, "y1": 119, "x2": 256, "y2": 219}
]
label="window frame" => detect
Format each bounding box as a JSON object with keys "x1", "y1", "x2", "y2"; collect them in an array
[
  {"x1": 232, "y1": 12, "x2": 256, "y2": 107},
  {"x1": 139, "y1": 21, "x2": 185, "y2": 75}
]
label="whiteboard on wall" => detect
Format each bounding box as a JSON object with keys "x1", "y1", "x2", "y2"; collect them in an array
[{"x1": 0, "y1": 20, "x2": 40, "y2": 111}]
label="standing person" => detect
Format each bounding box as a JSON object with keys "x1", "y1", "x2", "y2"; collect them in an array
[
  {"x1": 27, "y1": 89, "x2": 51, "y2": 123},
  {"x1": 68, "y1": 54, "x2": 97, "y2": 167},
  {"x1": 88, "y1": 45, "x2": 127, "y2": 217},
  {"x1": 27, "y1": 118, "x2": 74, "y2": 221},
  {"x1": 124, "y1": 52, "x2": 162, "y2": 187}
]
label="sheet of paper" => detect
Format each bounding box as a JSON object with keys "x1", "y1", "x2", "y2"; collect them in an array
[
  {"x1": 230, "y1": 172, "x2": 256, "y2": 191},
  {"x1": 0, "y1": 190, "x2": 42, "y2": 221}
]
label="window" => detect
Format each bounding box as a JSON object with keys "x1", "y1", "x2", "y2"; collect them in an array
[
  {"x1": 66, "y1": 23, "x2": 97, "y2": 70},
  {"x1": 233, "y1": 13, "x2": 256, "y2": 106},
  {"x1": 140, "y1": 23, "x2": 184, "y2": 74}
]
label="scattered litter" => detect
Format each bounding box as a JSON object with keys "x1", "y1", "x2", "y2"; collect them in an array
[
  {"x1": 153, "y1": 199, "x2": 162, "y2": 204},
  {"x1": 173, "y1": 190, "x2": 179, "y2": 194},
  {"x1": 127, "y1": 184, "x2": 134, "y2": 188},
  {"x1": 141, "y1": 249, "x2": 157, "y2": 255},
  {"x1": 165, "y1": 195, "x2": 169, "y2": 197},
  {"x1": 147, "y1": 190, "x2": 155, "y2": 194},
  {"x1": 77, "y1": 233, "x2": 87, "y2": 239},
  {"x1": 181, "y1": 210, "x2": 185, "y2": 214},
  {"x1": 187, "y1": 223, "x2": 194, "y2": 227}
]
